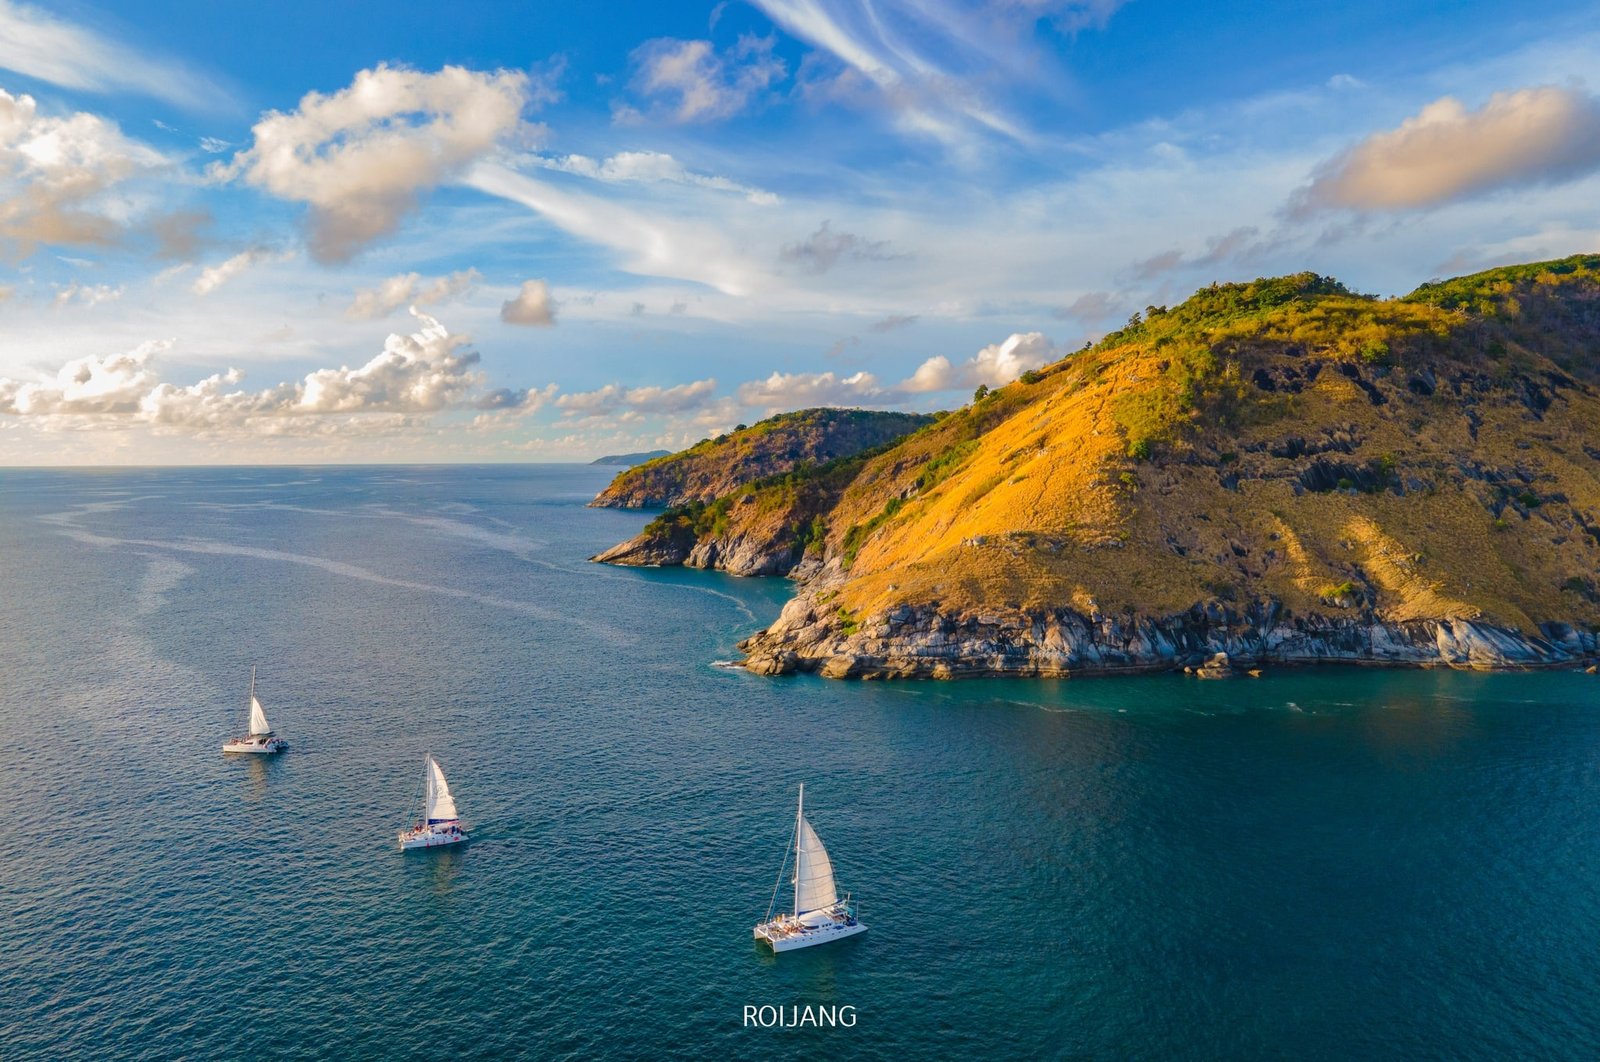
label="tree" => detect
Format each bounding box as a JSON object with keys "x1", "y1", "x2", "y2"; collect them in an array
[{"x1": 973, "y1": 384, "x2": 990, "y2": 402}]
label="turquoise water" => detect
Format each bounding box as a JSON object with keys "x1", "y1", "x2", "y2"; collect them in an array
[{"x1": 4, "y1": 465, "x2": 1600, "y2": 1060}]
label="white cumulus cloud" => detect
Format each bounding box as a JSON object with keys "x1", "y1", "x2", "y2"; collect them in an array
[
  {"x1": 346, "y1": 268, "x2": 481, "y2": 319},
  {"x1": 902, "y1": 332, "x2": 1054, "y2": 393},
  {"x1": 1294, "y1": 85, "x2": 1600, "y2": 214},
  {"x1": 557, "y1": 378, "x2": 717, "y2": 418},
  {"x1": 500, "y1": 278, "x2": 556, "y2": 326},
  {"x1": 216, "y1": 64, "x2": 537, "y2": 262},
  {"x1": 735, "y1": 369, "x2": 886, "y2": 410},
  {"x1": 0, "y1": 89, "x2": 165, "y2": 256},
  {"x1": 0, "y1": 338, "x2": 168, "y2": 414},
  {"x1": 1, "y1": 312, "x2": 528, "y2": 437},
  {"x1": 627, "y1": 36, "x2": 786, "y2": 123}
]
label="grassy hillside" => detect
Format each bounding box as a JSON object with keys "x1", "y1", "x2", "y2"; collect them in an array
[
  {"x1": 715, "y1": 255, "x2": 1600, "y2": 676},
  {"x1": 588, "y1": 408, "x2": 936, "y2": 508}
]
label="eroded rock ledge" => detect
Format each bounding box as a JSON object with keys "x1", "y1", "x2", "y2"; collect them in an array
[{"x1": 738, "y1": 596, "x2": 1598, "y2": 679}]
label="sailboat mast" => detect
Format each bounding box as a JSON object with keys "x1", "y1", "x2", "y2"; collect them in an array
[
  {"x1": 248, "y1": 665, "x2": 256, "y2": 716},
  {"x1": 794, "y1": 783, "x2": 804, "y2": 917}
]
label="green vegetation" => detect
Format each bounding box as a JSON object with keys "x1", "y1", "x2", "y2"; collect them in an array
[
  {"x1": 915, "y1": 438, "x2": 980, "y2": 492},
  {"x1": 842, "y1": 497, "x2": 906, "y2": 568}
]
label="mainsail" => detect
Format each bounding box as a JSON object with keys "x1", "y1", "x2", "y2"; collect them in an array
[
  {"x1": 425, "y1": 756, "x2": 459, "y2": 823},
  {"x1": 794, "y1": 816, "x2": 838, "y2": 916},
  {"x1": 247, "y1": 694, "x2": 271, "y2": 737}
]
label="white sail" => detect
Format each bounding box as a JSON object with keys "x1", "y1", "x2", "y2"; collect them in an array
[
  {"x1": 794, "y1": 816, "x2": 838, "y2": 915},
  {"x1": 247, "y1": 694, "x2": 271, "y2": 737},
  {"x1": 425, "y1": 756, "x2": 459, "y2": 822}
]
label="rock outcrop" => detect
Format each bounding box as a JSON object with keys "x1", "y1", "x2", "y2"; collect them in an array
[{"x1": 739, "y1": 590, "x2": 1598, "y2": 678}]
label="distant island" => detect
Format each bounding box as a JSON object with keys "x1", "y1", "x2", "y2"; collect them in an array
[
  {"x1": 593, "y1": 256, "x2": 1600, "y2": 679},
  {"x1": 589, "y1": 450, "x2": 672, "y2": 468}
]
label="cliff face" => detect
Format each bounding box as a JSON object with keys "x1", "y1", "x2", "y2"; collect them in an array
[
  {"x1": 605, "y1": 256, "x2": 1600, "y2": 678},
  {"x1": 588, "y1": 408, "x2": 935, "y2": 509}
]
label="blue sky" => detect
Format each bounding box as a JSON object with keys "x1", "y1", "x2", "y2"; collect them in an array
[{"x1": 1, "y1": 0, "x2": 1598, "y2": 463}]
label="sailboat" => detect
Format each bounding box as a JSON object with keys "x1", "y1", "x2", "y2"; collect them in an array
[
  {"x1": 398, "y1": 754, "x2": 468, "y2": 850},
  {"x1": 221, "y1": 667, "x2": 288, "y2": 754},
  {"x1": 753, "y1": 784, "x2": 867, "y2": 952}
]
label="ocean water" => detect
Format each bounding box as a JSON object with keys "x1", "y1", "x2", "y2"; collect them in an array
[{"x1": 4, "y1": 465, "x2": 1600, "y2": 1060}]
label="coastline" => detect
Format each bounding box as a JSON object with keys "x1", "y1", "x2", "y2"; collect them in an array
[{"x1": 735, "y1": 595, "x2": 1600, "y2": 680}]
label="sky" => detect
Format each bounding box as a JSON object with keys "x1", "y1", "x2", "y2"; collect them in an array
[{"x1": 1, "y1": 0, "x2": 1597, "y2": 464}]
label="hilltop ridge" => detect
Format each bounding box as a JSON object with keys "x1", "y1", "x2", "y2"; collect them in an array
[
  {"x1": 596, "y1": 255, "x2": 1600, "y2": 677},
  {"x1": 588, "y1": 407, "x2": 935, "y2": 509}
]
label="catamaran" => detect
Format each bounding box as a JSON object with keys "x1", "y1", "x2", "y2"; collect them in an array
[
  {"x1": 753, "y1": 784, "x2": 867, "y2": 952},
  {"x1": 398, "y1": 754, "x2": 468, "y2": 850},
  {"x1": 221, "y1": 667, "x2": 288, "y2": 754}
]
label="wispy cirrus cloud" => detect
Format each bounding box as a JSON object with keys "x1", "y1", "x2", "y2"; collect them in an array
[
  {"x1": 755, "y1": 0, "x2": 1122, "y2": 147},
  {"x1": 0, "y1": 0, "x2": 236, "y2": 113},
  {"x1": 534, "y1": 149, "x2": 779, "y2": 204}
]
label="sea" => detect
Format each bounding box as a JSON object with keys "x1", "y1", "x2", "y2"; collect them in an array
[{"x1": 3, "y1": 465, "x2": 1599, "y2": 1060}]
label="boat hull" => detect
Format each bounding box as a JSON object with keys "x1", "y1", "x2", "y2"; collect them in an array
[
  {"x1": 398, "y1": 827, "x2": 467, "y2": 850},
  {"x1": 222, "y1": 737, "x2": 287, "y2": 754},
  {"x1": 754, "y1": 917, "x2": 868, "y2": 952}
]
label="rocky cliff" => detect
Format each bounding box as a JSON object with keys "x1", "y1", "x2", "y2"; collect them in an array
[{"x1": 606, "y1": 256, "x2": 1600, "y2": 678}]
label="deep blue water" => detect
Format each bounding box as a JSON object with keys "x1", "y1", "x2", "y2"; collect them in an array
[{"x1": 3, "y1": 465, "x2": 1600, "y2": 1060}]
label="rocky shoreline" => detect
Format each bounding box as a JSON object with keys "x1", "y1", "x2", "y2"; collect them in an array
[{"x1": 737, "y1": 595, "x2": 1600, "y2": 679}]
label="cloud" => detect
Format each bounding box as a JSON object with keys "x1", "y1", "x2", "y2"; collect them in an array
[
  {"x1": 346, "y1": 268, "x2": 481, "y2": 319},
  {"x1": 535, "y1": 149, "x2": 778, "y2": 204},
  {"x1": 52, "y1": 281, "x2": 122, "y2": 307},
  {"x1": 868, "y1": 313, "x2": 918, "y2": 332},
  {"x1": 146, "y1": 209, "x2": 212, "y2": 259},
  {"x1": 500, "y1": 278, "x2": 556, "y2": 325},
  {"x1": 752, "y1": 0, "x2": 1115, "y2": 146},
  {"x1": 191, "y1": 247, "x2": 287, "y2": 296},
  {"x1": 0, "y1": 0, "x2": 234, "y2": 112},
  {"x1": 627, "y1": 35, "x2": 786, "y2": 123},
  {"x1": 1054, "y1": 290, "x2": 1119, "y2": 323},
  {"x1": 475, "y1": 382, "x2": 557, "y2": 412},
  {"x1": 0, "y1": 338, "x2": 168, "y2": 414},
  {"x1": 0, "y1": 89, "x2": 165, "y2": 256},
  {"x1": 292, "y1": 311, "x2": 480, "y2": 413},
  {"x1": 735, "y1": 369, "x2": 886, "y2": 409},
  {"x1": 779, "y1": 220, "x2": 897, "y2": 274},
  {"x1": 902, "y1": 332, "x2": 1055, "y2": 394},
  {"x1": 1294, "y1": 85, "x2": 1600, "y2": 214},
  {"x1": 557, "y1": 378, "x2": 718, "y2": 417},
  {"x1": 1129, "y1": 225, "x2": 1279, "y2": 280},
  {"x1": 217, "y1": 64, "x2": 537, "y2": 262},
  {"x1": 466, "y1": 163, "x2": 763, "y2": 295},
  {"x1": 1, "y1": 312, "x2": 519, "y2": 436}
]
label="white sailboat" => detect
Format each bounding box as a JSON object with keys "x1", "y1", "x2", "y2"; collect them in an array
[
  {"x1": 221, "y1": 667, "x2": 288, "y2": 754},
  {"x1": 398, "y1": 754, "x2": 468, "y2": 850},
  {"x1": 753, "y1": 784, "x2": 867, "y2": 952}
]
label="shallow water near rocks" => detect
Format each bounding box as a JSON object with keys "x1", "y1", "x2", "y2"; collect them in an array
[{"x1": 4, "y1": 465, "x2": 1600, "y2": 1059}]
